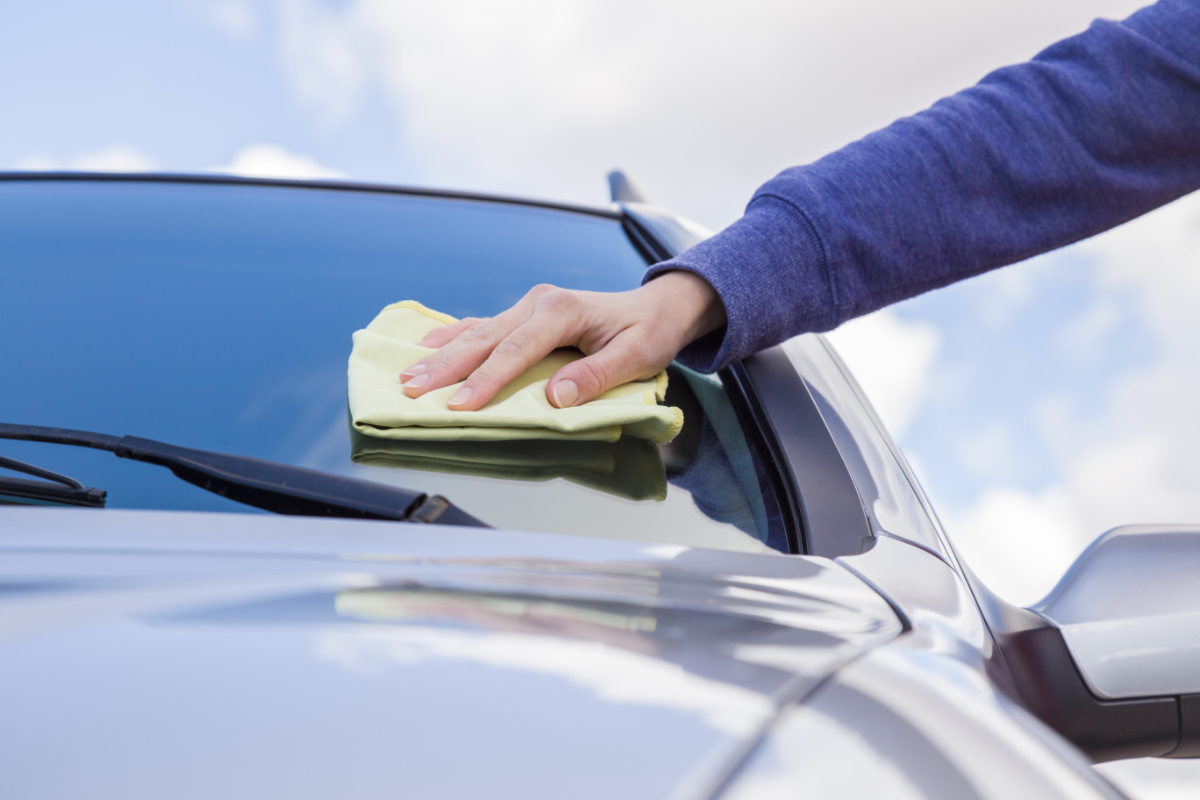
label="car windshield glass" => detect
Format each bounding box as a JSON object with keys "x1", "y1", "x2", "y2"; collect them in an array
[{"x1": 0, "y1": 178, "x2": 786, "y2": 553}]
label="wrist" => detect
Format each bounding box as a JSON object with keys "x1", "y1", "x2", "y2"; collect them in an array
[{"x1": 643, "y1": 270, "x2": 727, "y2": 344}]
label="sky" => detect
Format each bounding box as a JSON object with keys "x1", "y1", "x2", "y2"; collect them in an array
[{"x1": 3, "y1": 1, "x2": 1198, "y2": 794}]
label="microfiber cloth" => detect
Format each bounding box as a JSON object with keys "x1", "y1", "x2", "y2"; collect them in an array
[
  {"x1": 350, "y1": 429, "x2": 668, "y2": 502},
  {"x1": 348, "y1": 301, "x2": 684, "y2": 443}
]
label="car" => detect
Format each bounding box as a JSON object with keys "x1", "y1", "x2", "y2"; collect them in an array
[{"x1": 1, "y1": 170, "x2": 1196, "y2": 799}]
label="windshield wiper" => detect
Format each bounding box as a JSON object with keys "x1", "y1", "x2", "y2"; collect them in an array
[
  {"x1": 0, "y1": 454, "x2": 107, "y2": 508},
  {"x1": 0, "y1": 423, "x2": 487, "y2": 528}
]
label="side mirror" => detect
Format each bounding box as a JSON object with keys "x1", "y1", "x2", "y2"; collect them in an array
[
  {"x1": 975, "y1": 525, "x2": 1200, "y2": 762},
  {"x1": 1034, "y1": 524, "x2": 1200, "y2": 703}
]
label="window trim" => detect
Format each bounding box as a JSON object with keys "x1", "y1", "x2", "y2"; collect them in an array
[
  {"x1": 728, "y1": 349, "x2": 873, "y2": 557},
  {"x1": 0, "y1": 172, "x2": 622, "y2": 221},
  {"x1": 718, "y1": 362, "x2": 805, "y2": 554},
  {"x1": 620, "y1": 202, "x2": 873, "y2": 557}
]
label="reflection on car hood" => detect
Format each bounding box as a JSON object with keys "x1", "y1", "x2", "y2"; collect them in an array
[{"x1": 0, "y1": 508, "x2": 901, "y2": 800}]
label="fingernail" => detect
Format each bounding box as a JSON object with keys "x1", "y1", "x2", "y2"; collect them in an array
[
  {"x1": 403, "y1": 373, "x2": 430, "y2": 389},
  {"x1": 400, "y1": 363, "x2": 428, "y2": 380},
  {"x1": 552, "y1": 380, "x2": 579, "y2": 408},
  {"x1": 448, "y1": 386, "x2": 474, "y2": 407}
]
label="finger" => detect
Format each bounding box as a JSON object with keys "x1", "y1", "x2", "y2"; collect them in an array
[
  {"x1": 400, "y1": 316, "x2": 513, "y2": 397},
  {"x1": 402, "y1": 284, "x2": 564, "y2": 400},
  {"x1": 413, "y1": 317, "x2": 485, "y2": 351},
  {"x1": 401, "y1": 286, "x2": 557, "y2": 397},
  {"x1": 443, "y1": 296, "x2": 584, "y2": 411},
  {"x1": 401, "y1": 319, "x2": 485, "y2": 383},
  {"x1": 546, "y1": 333, "x2": 664, "y2": 408}
]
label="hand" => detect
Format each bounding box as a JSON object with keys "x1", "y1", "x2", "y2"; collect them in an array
[{"x1": 399, "y1": 271, "x2": 727, "y2": 410}]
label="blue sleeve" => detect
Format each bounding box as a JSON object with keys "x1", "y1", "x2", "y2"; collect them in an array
[{"x1": 648, "y1": 0, "x2": 1200, "y2": 373}]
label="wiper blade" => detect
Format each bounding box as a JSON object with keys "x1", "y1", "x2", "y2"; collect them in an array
[
  {"x1": 0, "y1": 424, "x2": 487, "y2": 528},
  {"x1": 0, "y1": 454, "x2": 107, "y2": 508}
]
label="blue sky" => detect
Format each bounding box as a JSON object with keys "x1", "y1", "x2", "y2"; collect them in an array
[{"x1": 0, "y1": 2, "x2": 403, "y2": 181}]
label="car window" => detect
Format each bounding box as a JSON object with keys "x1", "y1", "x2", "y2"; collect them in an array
[{"x1": 0, "y1": 178, "x2": 787, "y2": 553}]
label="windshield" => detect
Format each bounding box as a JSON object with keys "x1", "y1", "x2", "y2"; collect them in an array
[{"x1": 0, "y1": 178, "x2": 786, "y2": 553}]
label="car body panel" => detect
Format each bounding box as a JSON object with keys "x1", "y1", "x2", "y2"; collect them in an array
[
  {"x1": 712, "y1": 535, "x2": 1123, "y2": 800},
  {"x1": 722, "y1": 639, "x2": 1124, "y2": 800},
  {"x1": 0, "y1": 507, "x2": 900, "y2": 799}
]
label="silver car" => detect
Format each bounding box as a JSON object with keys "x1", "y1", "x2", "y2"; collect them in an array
[{"x1": 0, "y1": 172, "x2": 1195, "y2": 799}]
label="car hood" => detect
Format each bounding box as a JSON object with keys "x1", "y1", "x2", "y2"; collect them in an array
[{"x1": 0, "y1": 508, "x2": 900, "y2": 800}]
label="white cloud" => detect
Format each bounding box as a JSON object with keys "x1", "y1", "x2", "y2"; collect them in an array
[
  {"x1": 942, "y1": 191, "x2": 1200, "y2": 606},
  {"x1": 207, "y1": 0, "x2": 257, "y2": 38},
  {"x1": 278, "y1": 0, "x2": 366, "y2": 124},
  {"x1": 11, "y1": 144, "x2": 156, "y2": 172},
  {"x1": 974, "y1": 259, "x2": 1049, "y2": 330},
  {"x1": 944, "y1": 486, "x2": 1084, "y2": 606},
  {"x1": 209, "y1": 143, "x2": 347, "y2": 179},
  {"x1": 957, "y1": 421, "x2": 1017, "y2": 479},
  {"x1": 825, "y1": 309, "x2": 941, "y2": 440},
  {"x1": 821, "y1": 191, "x2": 1200, "y2": 611},
  {"x1": 944, "y1": 432, "x2": 1200, "y2": 606},
  {"x1": 70, "y1": 144, "x2": 156, "y2": 172},
  {"x1": 11, "y1": 153, "x2": 59, "y2": 171},
  {"x1": 947, "y1": 433, "x2": 1200, "y2": 607},
  {"x1": 273, "y1": 0, "x2": 1147, "y2": 225},
  {"x1": 1057, "y1": 296, "x2": 1122, "y2": 362},
  {"x1": 1049, "y1": 196, "x2": 1200, "y2": 525}
]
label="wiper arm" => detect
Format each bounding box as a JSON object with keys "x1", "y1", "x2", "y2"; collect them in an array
[
  {"x1": 0, "y1": 424, "x2": 487, "y2": 528},
  {"x1": 0, "y1": 454, "x2": 107, "y2": 508}
]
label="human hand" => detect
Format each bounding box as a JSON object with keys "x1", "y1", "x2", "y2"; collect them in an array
[{"x1": 399, "y1": 271, "x2": 726, "y2": 411}]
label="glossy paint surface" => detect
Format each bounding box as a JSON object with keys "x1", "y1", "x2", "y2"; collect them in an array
[
  {"x1": 838, "y1": 534, "x2": 989, "y2": 657},
  {"x1": 0, "y1": 507, "x2": 900, "y2": 799},
  {"x1": 723, "y1": 640, "x2": 1122, "y2": 800}
]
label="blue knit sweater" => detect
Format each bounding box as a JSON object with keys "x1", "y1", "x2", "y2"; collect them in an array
[{"x1": 649, "y1": 0, "x2": 1200, "y2": 373}]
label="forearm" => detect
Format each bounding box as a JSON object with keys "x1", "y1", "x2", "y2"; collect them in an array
[{"x1": 654, "y1": 0, "x2": 1200, "y2": 372}]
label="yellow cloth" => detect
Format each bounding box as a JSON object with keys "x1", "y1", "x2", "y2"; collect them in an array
[{"x1": 348, "y1": 301, "x2": 684, "y2": 443}]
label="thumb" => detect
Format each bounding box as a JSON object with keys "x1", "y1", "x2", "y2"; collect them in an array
[{"x1": 546, "y1": 338, "x2": 660, "y2": 408}]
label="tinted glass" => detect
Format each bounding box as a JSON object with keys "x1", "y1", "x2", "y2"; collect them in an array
[{"x1": 0, "y1": 179, "x2": 785, "y2": 553}]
